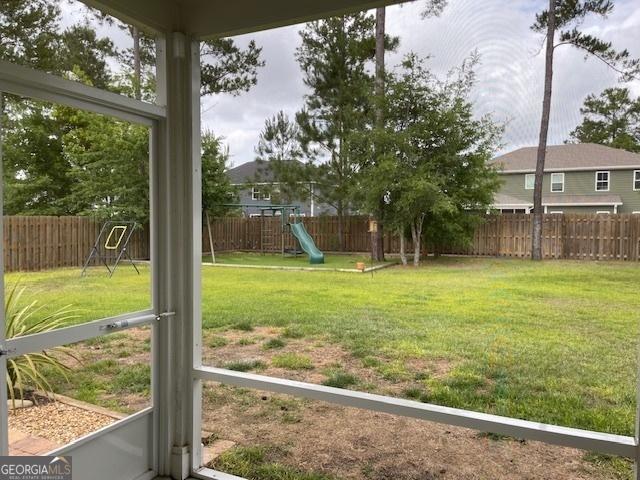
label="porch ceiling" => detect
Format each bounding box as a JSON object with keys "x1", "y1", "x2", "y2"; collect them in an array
[{"x1": 80, "y1": 0, "x2": 408, "y2": 37}]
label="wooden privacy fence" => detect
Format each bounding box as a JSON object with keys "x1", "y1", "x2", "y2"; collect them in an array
[
  {"x1": 206, "y1": 214, "x2": 640, "y2": 261},
  {"x1": 4, "y1": 213, "x2": 640, "y2": 272},
  {"x1": 4, "y1": 216, "x2": 149, "y2": 272}
]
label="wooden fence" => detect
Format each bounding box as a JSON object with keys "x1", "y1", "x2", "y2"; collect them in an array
[
  {"x1": 3, "y1": 214, "x2": 639, "y2": 272},
  {"x1": 206, "y1": 214, "x2": 640, "y2": 261},
  {"x1": 3, "y1": 216, "x2": 149, "y2": 272}
]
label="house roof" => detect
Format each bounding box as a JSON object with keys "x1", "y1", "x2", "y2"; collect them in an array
[
  {"x1": 492, "y1": 144, "x2": 640, "y2": 173},
  {"x1": 492, "y1": 193, "x2": 623, "y2": 207},
  {"x1": 227, "y1": 160, "x2": 303, "y2": 184}
]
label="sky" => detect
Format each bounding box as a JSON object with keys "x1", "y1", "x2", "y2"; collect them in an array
[{"x1": 65, "y1": 0, "x2": 640, "y2": 168}]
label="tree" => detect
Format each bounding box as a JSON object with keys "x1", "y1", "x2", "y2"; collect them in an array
[
  {"x1": 201, "y1": 132, "x2": 238, "y2": 262},
  {"x1": 2, "y1": 102, "x2": 79, "y2": 215},
  {"x1": 362, "y1": 54, "x2": 501, "y2": 266},
  {"x1": 60, "y1": 24, "x2": 117, "y2": 90},
  {"x1": 200, "y1": 39, "x2": 265, "y2": 97},
  {"x1": 202, "y1": 132, "x2": 237, "y2": 217},
  {"x1": 295, "y1": 13, "x2": 379, "y2": 250},
  {"x1": 254, "y1": 111, "x2": 309, "y2": 204},
  {"x1": 568, "y1": 87, "x2": 640, "y2": 152},
  {"x1": 530, "y1": 0, "x2": 640, "y2": 260},
  {"x1": 369, "y1": 1, "x2": 447, "y2": 262},
  {"x1": 63, "y1": 109, "x2": 150, "y2": 224},
  {"x1": 0, "y1": 0, "x2": 61, "y2": 71}
]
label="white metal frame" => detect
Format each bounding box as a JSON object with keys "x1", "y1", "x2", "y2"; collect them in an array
[
  {"x1": 3, "y1": 20, "x2": 640, "y2": 480},
  {"x1": 550, "y1": 172, "x2": 565, "y2": 192},
  {"x1": 595, "y1": 170, "x2": 610, "y2": 192},
  {"x1": 0, "y1": 54, "x2": 168, "y2": 479},
  {"x1": 633, "y1": 170, "x2": 640, "y2": 191}
]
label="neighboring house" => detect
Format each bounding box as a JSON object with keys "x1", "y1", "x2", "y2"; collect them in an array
[
  {"x1": 226, "y1": 160, "x2": 335, "y2": 217},
  {"x1": 491, "y1": 143, "x2": 640, "y2": 214}
]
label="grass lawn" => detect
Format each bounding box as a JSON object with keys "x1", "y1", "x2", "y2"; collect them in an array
[
  {"x1": 203, "y1": 251, "x2": 389, "y2": 269},
  {"x1": 6, "y1": 257, "x2": 640, "y2": 441}
]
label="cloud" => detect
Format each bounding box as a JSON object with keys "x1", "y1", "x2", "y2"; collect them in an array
[
  {"x1": 60, "y1": 0, "x2": 640, "y2": 163},
  {"x1": 205, "y1": 0, "x2": 640, "y2": 162}
]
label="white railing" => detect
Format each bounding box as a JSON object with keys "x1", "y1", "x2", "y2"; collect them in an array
[{"x1": 193, "y1": 365, "x2": 638, "y2": 478}]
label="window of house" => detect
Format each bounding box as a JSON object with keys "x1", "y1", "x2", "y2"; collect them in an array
[
  {"x1": 595, "y1": 171, "x2": 609, "y2": 191},
  {"x1": 262, "y1": 190, "x2": 271, "y2": 200},
  {"x1": 251, "y1": 187, "x2": 260, "y2": 200},
  {"x1": 524, "y1": 174, "x2": 535, "y2": 190},
  {"x1": 550, "y1": 173, "x2": 564, "y2": 192},
  {"x1": 634, "y1": 170, "x2": 640, "y2": 191}
]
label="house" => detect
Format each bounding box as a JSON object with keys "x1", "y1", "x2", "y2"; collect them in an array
[
  {"x1": 491, "y1": 143, "x2": 640, "y2": 214},
  {"x1": 227, "y1": 160, "x2": 334, "y2": 217}
]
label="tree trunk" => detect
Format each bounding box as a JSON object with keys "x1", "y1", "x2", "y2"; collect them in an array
[
  {"x1": 337, "y1": 202, "x2": 345, "y2": 251},
  {"x1": 399, "y1": 228, "x2": 407, "y2": 266},
  {"x1": 205, "y1": 210, "x2": 215, "y2": 264},
  {"x1": 411, "y1": 223, "x2": 419, "y2": 267},
  {"x1": 370, "y1": 7, "x2": 386, "y2": 263},
  {"x1": 131, "y1": 26, "x2": 141, "y2": 100},
  {"x1": 532, "y1": 0, "x2": 555, "y2": 261}
]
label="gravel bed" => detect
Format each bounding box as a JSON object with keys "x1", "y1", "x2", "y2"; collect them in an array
[{"x1": 9, "y1": 400, "x2": 115, "y2": 445}]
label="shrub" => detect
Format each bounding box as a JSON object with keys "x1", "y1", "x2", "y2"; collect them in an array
[{"x1": 5, "y1": 284, "x2": 77, "y2": 406}]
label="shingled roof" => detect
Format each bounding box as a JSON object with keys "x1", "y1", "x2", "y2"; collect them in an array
[
  {"x1": 227, "y1": 160, "x2": 303, "y2": 184},
  {"x1": 492, "y1": 144, "x2": 640, "y2": 173}
]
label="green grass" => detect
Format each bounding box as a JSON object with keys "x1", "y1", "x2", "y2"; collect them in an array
[
  {"x1": 203, "y1": 252, "x2": 387, "y2": 270},
  {"x1": 272, "y1": 353, "x2": 314, "y2": 370},
  {"x1": 6, "y1": 257, "x2": 640, "y2": 438},
  {"x1": 224, "y1": 360, "x2": 266, "y2": 372},
  {"x1": 213, "y1": 446, "x2": 334, "y2": 480},
  {"x1": 263, "y1": 338, "x2": 286, "y2": 350},
  {"x1": 322, "y1": 371, "x2": 359, "y2": 389}
]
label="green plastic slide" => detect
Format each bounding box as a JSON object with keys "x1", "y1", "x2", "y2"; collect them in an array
[{"x1": 289, "y1": 222, "x2": 325, "y2": 264}]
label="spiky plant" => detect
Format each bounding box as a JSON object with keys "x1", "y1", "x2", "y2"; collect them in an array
[{"x1": 5, "y1": 283, "x2": 77, "y2": 407}]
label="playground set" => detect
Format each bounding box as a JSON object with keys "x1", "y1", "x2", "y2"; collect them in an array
[{"x1": 211, "y1": 204, "x2": 325, "y2": 264}]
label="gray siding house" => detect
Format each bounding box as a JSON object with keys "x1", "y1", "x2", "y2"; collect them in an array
[
  {"x1": 491, "y1": 144, "x2": 640, "y2": 214},
  {"x1": 226, "y1": 160, "x2": 334, "y2": 217}
]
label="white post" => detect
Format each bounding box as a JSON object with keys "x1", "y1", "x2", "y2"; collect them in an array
[
  {"x1": 154, "y1": 32, "x2": 202, "y2": 479},
  {"x1": 0, "y1": 92, "x2": 8, "y2": 456}
]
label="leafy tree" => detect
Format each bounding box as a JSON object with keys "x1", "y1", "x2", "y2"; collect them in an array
[
  {"x1": 568, "y1": 87, "x2": 640, "y2": 152},
  {"x1": 530, "y1": 0, "x2": 640, "y2": 260},
  {"x1": 361, "y1": 54, "x2": 501, "y2": 266},
  {"x1": 62, "y1": 109, "x2": 150, "y2": 224},
  {"x1": 0, "y1": 0, "x2": 61, "y2": 71},
  {"x1": 60, "y1": 24, "x2": 117, "y2": 89},
  {"x1": 295, "y1": 13, "x2": 380, "y2": 250},
  {"x1": 253, "y1": 111, "x2": 309, "y2": 204},
  {"x1": 202, "y1": 132, "x2": 238, "y2": 217},
  {"x1": 369, "y1": 1, "x2": 447, "y2": 262},
  {"x1": 2, "y1": 102, "x2": 79, "y2": 215}
]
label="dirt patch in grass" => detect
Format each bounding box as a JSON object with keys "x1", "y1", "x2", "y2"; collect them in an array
[
  {"x1": 203, "y1": 386, "x2": 619, "y2": 480},
  {"x1": 41, "y1": 327, "x2": 628, "y2": 479}
]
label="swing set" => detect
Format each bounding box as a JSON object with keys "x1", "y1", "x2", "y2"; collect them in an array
[{"x1": 81, "y1": 220, "x2": 141, "y2": 277}]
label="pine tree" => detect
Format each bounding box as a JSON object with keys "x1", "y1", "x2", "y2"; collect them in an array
[
  {"x1": 295, "y1": 13, "x2": 377, "y2": 250},
  {"x1": 530, "y1": 0, "x2": 639, "y2": 260},
  {"x1": 568, "y1": 87, "x2": 640, "y2": 152}
]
